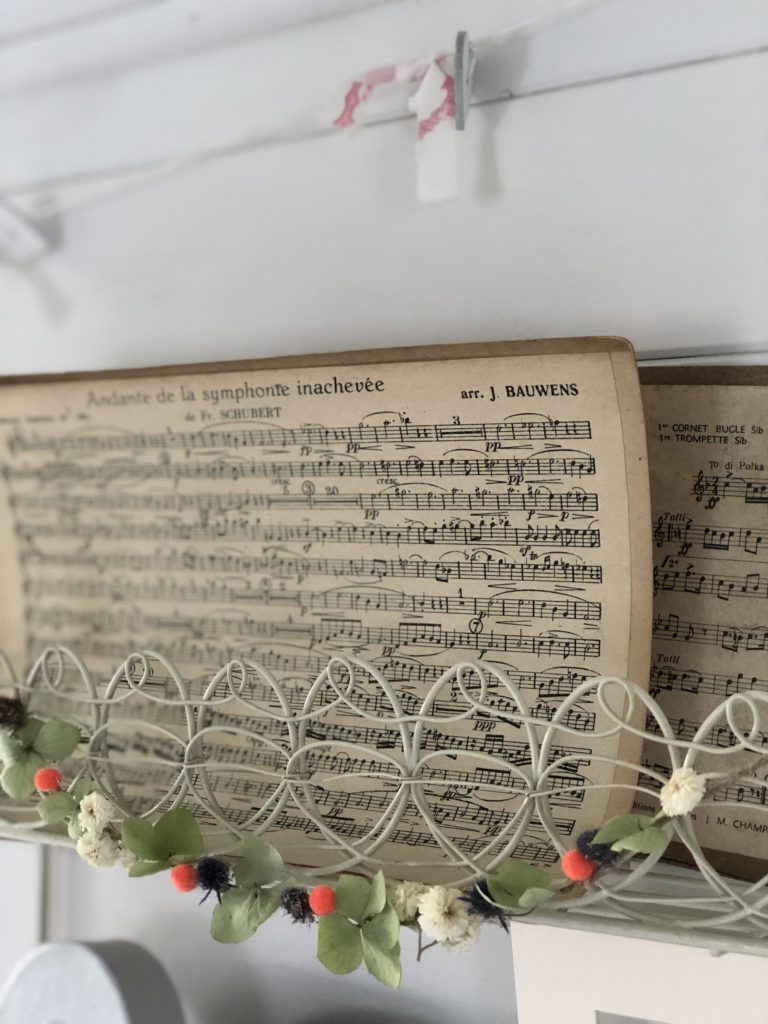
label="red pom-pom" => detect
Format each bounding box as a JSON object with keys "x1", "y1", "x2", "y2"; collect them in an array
[
  {"x1": 34, "y1": 768, "x2": 62, "y2": 793},
  {"x1": 170, "y1": 864, "x2": 198, "y2": 893},
  {"x1": 561, "y1": 848, "x2": 598, "y2": 882},
  {"x1": 308, "y1": 884, "x2": 336, "y2": 916}
]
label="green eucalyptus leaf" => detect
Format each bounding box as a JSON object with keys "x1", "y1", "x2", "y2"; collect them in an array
[
  {"x1": 129, "y1": 859, "x2": 171, "y2": 878},
  {"x1": 486, "y1": 877, "x2": 524, "y2": 911},
  {"x1": 611, "y1": 826, "x2": 669, "y2": 855},
  {"x1": 362, "y1": 937, "x2": 401, "y2": 989},
  {"x1": 1, "y1": 751, "x2": 44, "y2": 799},
  {"x1": 121, "y1": 817, "x2": 170, "y2": 862},
  {"x1": 317, "y1": 913, "x2": 363, "y2": 975},
  {"x1": 0, "y1": 732, "x2": 22, "y2": 764},
  {"x1": 210, "y1": 887, "x2": 277, "y2": 944},
  {"x1": 32, "y1": 720, "x2": 80, "y2": 761},
  {"x1": 593, "y1": 814, "x2": 654, "y2": 845},
  {"x1": 68, "y1": 812, "x2": 81, "y2": 840},
  {"x1": 361, "y1": 904, "x2": 399, "y2": 950},
  {"x1": 363, "y1": 871, "x2": 387, "y2": 919},
  {"x1": 154, "y1": 807, "x2": 203, "y2": 858},
  {"x1": 493, "y1": 861, "x2": 550, "y2": 900},
  {"x1": 233, "y1": 835, "x2": 284, "y2": 887},
  {"x1": 70, "y1": 778, "x2": 95, "y2": 802},
  {"x1": 518, "y1": 886, "x2": 556, "y2": 912},
  {"x1": 334, "y1": 874, "x2": 371, "y2": 923},
  {"x1": 15, "y1": 718, "x2": 43, "y2": 748},
  {"x1": 256, "y1": 886, "x2": 282, "y2": 927},
  {"x1": 38, "y1": 791, "x2": 77, "y2": 824}
]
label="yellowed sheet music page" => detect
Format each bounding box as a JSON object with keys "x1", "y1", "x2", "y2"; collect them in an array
[
  {"x1": 642, "y1": 372, "x2": 768, "y2": 874},
  {"x1": 0, "y1": 339, "x2": 650, "y2": 880}
]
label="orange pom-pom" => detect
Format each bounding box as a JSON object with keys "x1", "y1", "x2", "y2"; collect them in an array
[
  {"x1": 34, "y1": 768, "x2": 62, "y2": 793},
  {"x1": 170, "y1": 863, "x2": 198, "y2": 892},
  {"x1": 561, "y1": 848, "x2": 598, "y2": 882},
  {"x1": 308, "y1": 884, "x2": 336, "y2": 916}
]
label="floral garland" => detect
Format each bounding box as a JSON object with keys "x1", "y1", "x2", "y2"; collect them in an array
[{"x1": 0, "y1": 697, "x2": 710, "y2": 989}]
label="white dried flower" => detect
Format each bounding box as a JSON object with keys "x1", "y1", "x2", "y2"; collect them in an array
[
  {"x1": 391, "y1": 881, "x2": 429, "y2": 924},
  {"x1": 76, "y1": 826, "x2": 121, "y2": 868},
  {"x1": 79, "y1": 792, "x2": 115, "y2": 834},
  {"x1": 660, "y1": 766, "x2": 706, "y2": 817},
  {"x1": 416, "y1": 886, "x2": 478, "y2": 948},
  {"x1": 440, "y1": 916, "x2": 482, "y2": 953}
]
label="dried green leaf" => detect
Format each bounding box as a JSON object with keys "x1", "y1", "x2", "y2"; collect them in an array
[
  {"x1": 128, "y1": 859, "x2": 171, "y2": 878},
  {"x1": 334, "y1": 874, "x2": 371, "y2": 923},
  {"x1": 593, "y1": 814, "x2": 654, "y2": 845},
  {"x1": 121, "y1": 817, "x2": 170, "y2": 862},
  {"x1": 38, "y1": 791, "x2": 77, "y2": 824},
  {"x1": 233, "y1": 835, "x2": 284, "y2": 887},
  {"x1": 362, "y1": 937, "x2": 401, "y2": 988},
  {"x1": 32, "y1": 720, "x2": 80, "y2": 761},
  {"x1": 363, "y1": 871, "x2": 387, "y2": 919},
  {"x1": 210, "y1": 887, "x2": 279, "y2": 944},
  {"x1": 517, "y1": 886, "x2": 556, "y2": 912},
  {"x1": 154, "y1": 807, "x2": 203, "y2": 859},
  {"x1": 1, "y1": 751, "x2": 44, "y2": 799},
  {"x1": 0, "y1": 732, "x2": 22, "y2": 764},
  {"x1": 316, "y1": 913, "x2": 363, "y2": 975},
  {"x1": 361, "y1": 904, "x2": 399, "y2": 950},
  {"x1": 490, "y1": 861, "x2": 550, "y2": 906},
  {"x1": 611, "y1": 826, "x2": 669, "y2": 855},
  {"x1": 70, "y1": 778, "x2": 95, "y2": 802},
  {"x1": 15, "y1": 718, "x2": 43, "y2": 748}
]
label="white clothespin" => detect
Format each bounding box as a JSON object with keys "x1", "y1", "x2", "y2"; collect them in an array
[
  {"x1": 332, "y1": 32, "x2": 474, "y2": 203},
  {"x1": 454, "y1": 30, "x2": 475, "y2": 131},
  {"x1": 408, "y1": 33, "x2": 473, "y2": 203}
]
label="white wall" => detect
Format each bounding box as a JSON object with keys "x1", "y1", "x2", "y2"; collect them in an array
[
  {"x1": 1, "y1": 0, "x2": 767, "y2": 1020},
  {"x1": 43, "y1": 850, "x2": 516, "y2": 1024}
]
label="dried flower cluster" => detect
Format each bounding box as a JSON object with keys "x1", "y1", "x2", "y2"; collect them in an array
[{"x1": 75, "y1": 792, "x2": 123, "y2": 868}]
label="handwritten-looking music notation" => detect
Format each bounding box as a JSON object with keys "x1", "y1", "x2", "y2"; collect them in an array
[{"x1": 2, "y1": 376, "x2": 628, "y2": 874}]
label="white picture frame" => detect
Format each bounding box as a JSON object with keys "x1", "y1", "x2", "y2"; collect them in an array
[{"x1": 511, "y1": 922, "x2": 767, "y2": 1024}]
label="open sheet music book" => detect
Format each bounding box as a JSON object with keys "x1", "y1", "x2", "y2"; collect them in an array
[
  {"x1": 0, "y1": 339, "x2": 763, "y2": 880},
  {"x1": 640, "y1": 365, "x2": 768, "y2": 880}
]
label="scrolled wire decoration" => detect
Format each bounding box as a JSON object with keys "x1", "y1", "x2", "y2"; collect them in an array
[{"x1": 2, "y1": 645, "x2": 768, "y2": 954}]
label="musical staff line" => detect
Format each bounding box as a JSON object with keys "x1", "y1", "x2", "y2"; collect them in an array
[
  {"x1": 9, "y1": 485, "x2": 598, "y2": 517},
  {"x1": 652, "y1": 613, "x2": 768, "y2": 653},
  {"x1": 18, "y1": 519, "x2": 601, "y2": 549},
  {"x1": 23, "y1": 576, "x2": 602, "y2": 622},
  {"x1": 653, "y1": 561, "x2": 767, "y2": 601},
  {"x1": 19, "y1": 548, "x2": 603, "y2": 586},
  {"x1": 27, "y1": 608, "x2": 601, "y2": 659},
  {"x1": 6, "y1": 419, "x2": 592, "y2": 455},
  {"x1": 650, "y1": 664, "x2": 768, "y2": 700},
  {"x1": 653, "y1": 517, "x2": 764, "y2": 557},
  {"x1": 5, "y1": 453, "x2": 596, "y2": 485},
  {"x1": 692, "y1": 470, "x2": 768, "y2": 507}
]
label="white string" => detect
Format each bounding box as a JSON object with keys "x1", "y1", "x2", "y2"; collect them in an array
[{"x1": 3, "y1": 0, "x2": 610, "y2": 222}]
